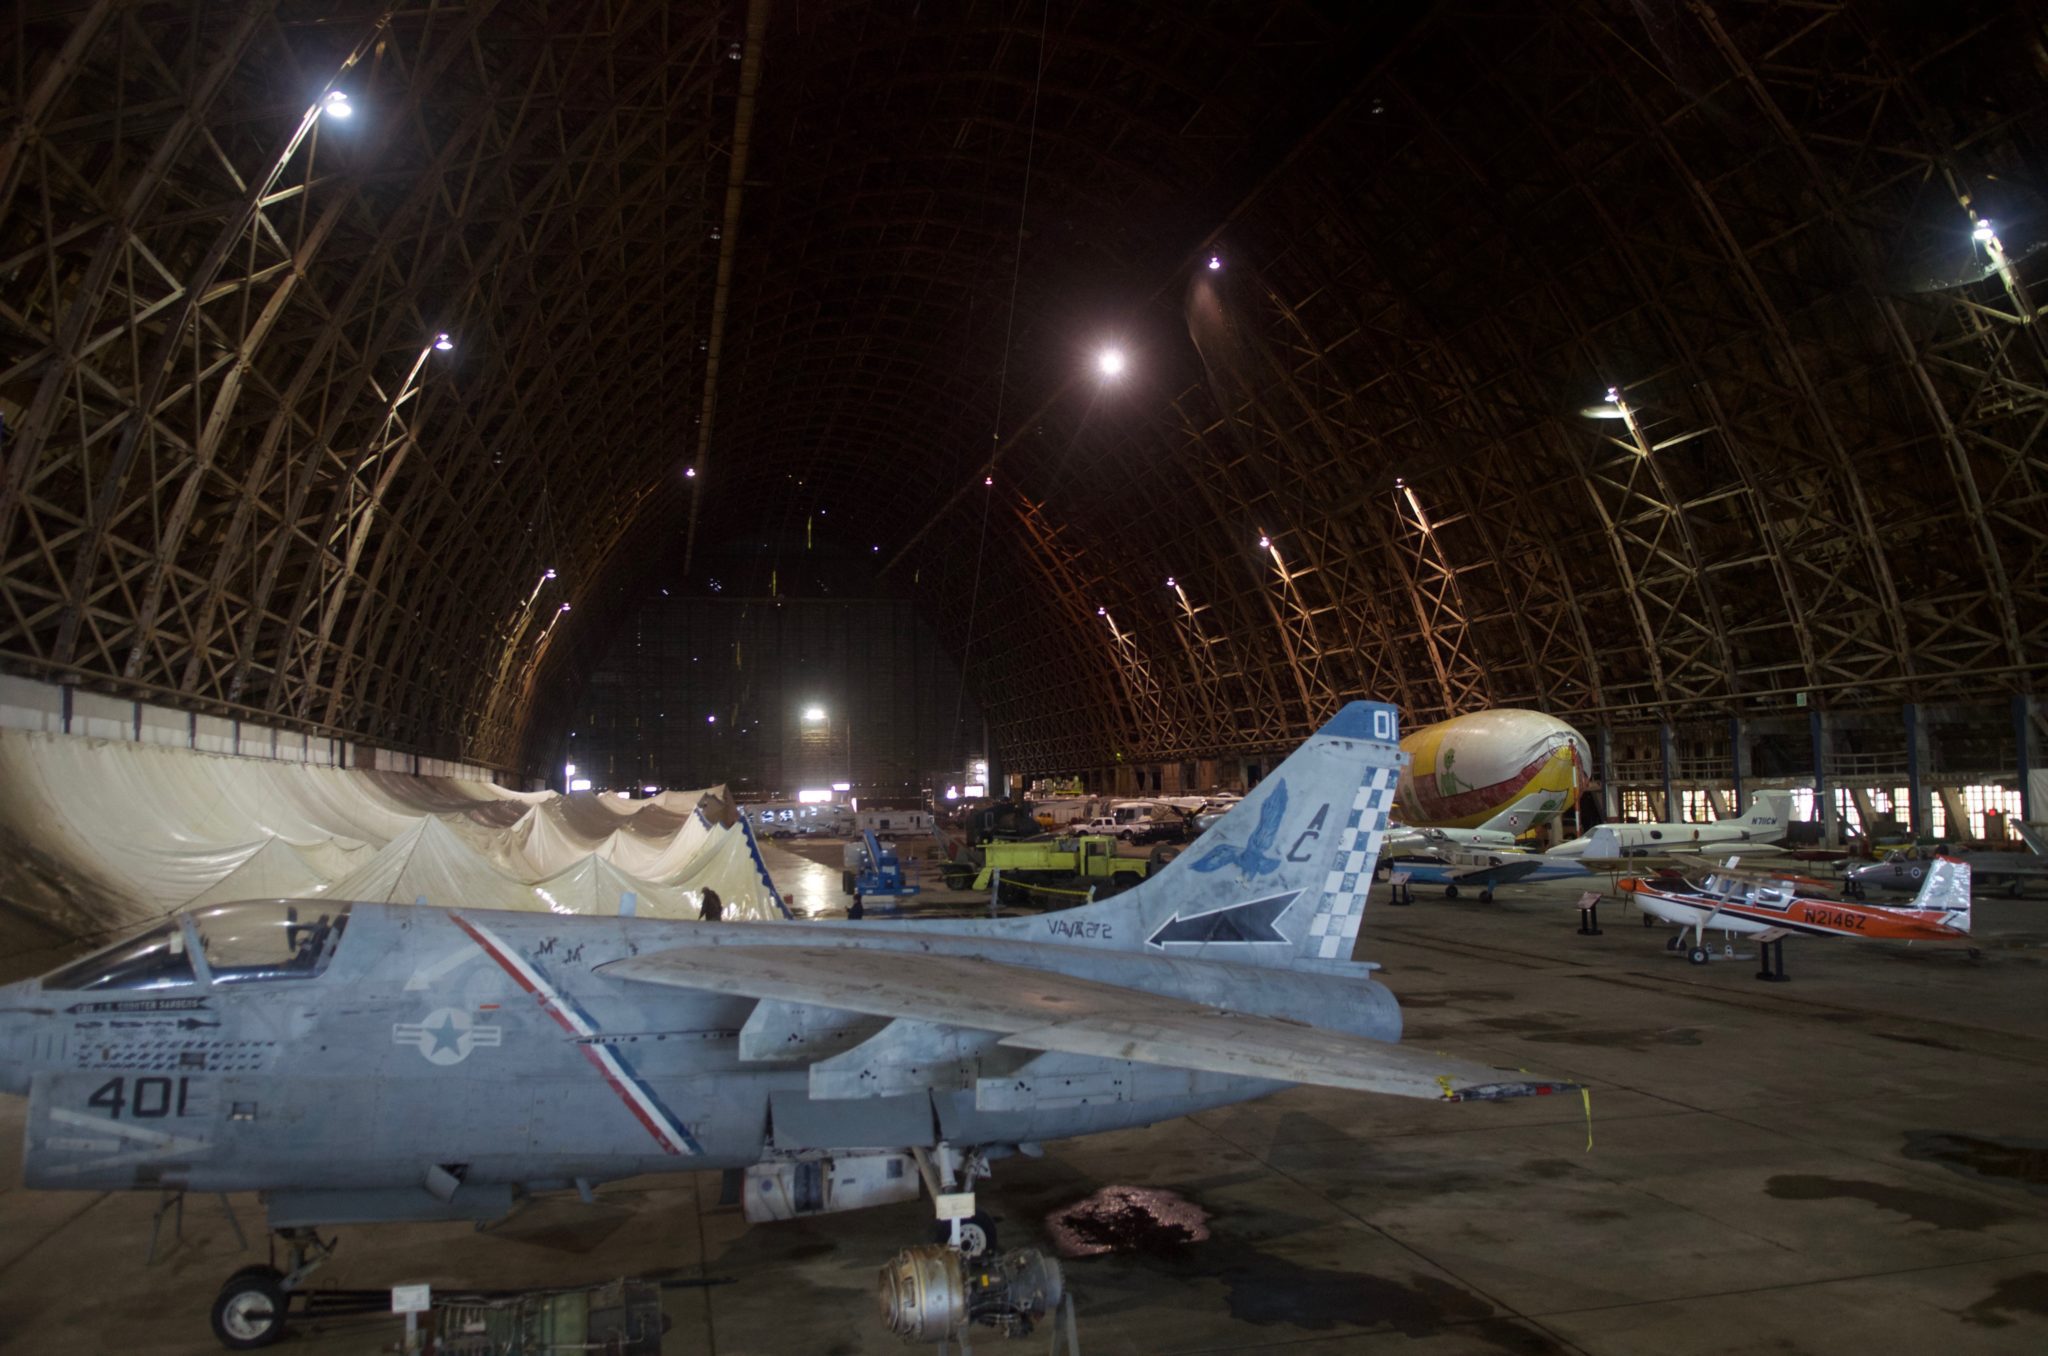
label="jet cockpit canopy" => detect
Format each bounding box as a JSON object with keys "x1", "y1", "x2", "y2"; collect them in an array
[{"x1": 41, "y1": 901, "x2": 353, "y2": 991}]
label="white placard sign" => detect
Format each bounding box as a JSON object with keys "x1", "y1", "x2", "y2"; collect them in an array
[{"x1": 391, "y1": 1284, "x2": 432, "y2": 1314}]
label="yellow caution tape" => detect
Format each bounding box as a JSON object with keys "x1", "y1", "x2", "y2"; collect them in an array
[{"x1": 1436, "y1": 1074, "x2": 1455, "y2": 1098}]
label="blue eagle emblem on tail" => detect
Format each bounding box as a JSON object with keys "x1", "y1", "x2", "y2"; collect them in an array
[{"x1": 1191, "y1": 779, "x2": 1288, "y2": 876}]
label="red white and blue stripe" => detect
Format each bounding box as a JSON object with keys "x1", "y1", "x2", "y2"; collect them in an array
[{"x1": 450, "y1": 913, "x2": 701, "y2": 1156}]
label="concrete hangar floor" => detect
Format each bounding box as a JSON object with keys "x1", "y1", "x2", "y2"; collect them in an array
[{"x1": 3, "y1": 871, "x2": 2046, "y2": 1355}]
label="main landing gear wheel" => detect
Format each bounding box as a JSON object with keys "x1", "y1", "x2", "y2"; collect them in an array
[
  {"x1": 933, "y1": 1211, "x2": 999, "y2": 1261},
  {"x1": 210, "y1": 1265, "x2": 288, "y2": 1350},
  {"x1": 1478, "y1": 889, "x2": 1495, "y2": 904},
  {"x1": 1687, "y1": 946, "x2": 1710, "y2": 966},
  {"x1": 1443, "y1": 884, "x2": 1460, "y2": 900}
]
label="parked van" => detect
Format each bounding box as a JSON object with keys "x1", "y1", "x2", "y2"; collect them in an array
[{"x1": 855, "y1": 809, "x2": 933, "y2": 841}]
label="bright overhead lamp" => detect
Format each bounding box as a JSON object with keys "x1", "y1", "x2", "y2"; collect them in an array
[
  {"x1": 983, "y1": 475, "x2": 993, "y2": 486},
  {"x1": 684, "y1": 466, "x2": 697, "y2": 478},
  {"x1": 1580, "y1": 387, "x2": 1629, "y2": 419},
  {"x1": 433, "y1": 332, "x2": 453, "y2": 351},
  {"x1": 803, "y1": 705, "x2": 826, "y2": 722},
  {"x1": 322, "y1": 90, "x2": 353, "y2": 119},
  {"x1": 1096, "y1": 347, "x2": 1127, "y2": 378},
  {"x1": 1973, "y1": 220, "x2": 1997, "y2": 242},
  {"x1": 1206, "y1": 255, "x2": 1222, "y2": 271},
  {"x1": 1258, "y1": 534, "x2": 1271, "y2": 550}
]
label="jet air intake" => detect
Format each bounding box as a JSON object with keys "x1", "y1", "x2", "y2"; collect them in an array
[{"x1": 877, "y1": 1244, "x2": 1064, "y2": 1342}]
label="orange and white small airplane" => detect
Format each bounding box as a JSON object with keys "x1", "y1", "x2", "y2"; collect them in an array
[{"x1": 1618, "y1": 854, "x2": 1972, "y2": 982}]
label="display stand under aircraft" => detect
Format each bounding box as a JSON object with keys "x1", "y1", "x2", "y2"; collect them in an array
[{"x1": 0, "y1": 702, "x2": 1577, "y2": 1351}]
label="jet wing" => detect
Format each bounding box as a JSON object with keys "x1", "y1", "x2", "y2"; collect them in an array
[
  {"x1": 1444, "y1": 857, "x2": 1549, "y2": 886},
  {"x1": 599, "y1": 945, "x2": 1574, "y2": 1103}
]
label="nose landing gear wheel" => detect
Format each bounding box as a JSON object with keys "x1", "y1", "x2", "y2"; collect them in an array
[
  {"x1": 1666, "y1": 935, "x2": 1683, "y2": 951},
  {"x1": 210, "y1": 1266, "x2": 288, "y2": 1349},
  {"x1": 1443, "y1": 884, "x2": 1460, "y2": 900},
  {"x1": 933, "y1": 1210, "x2": 999, "y2": 1261},
  {"x1": 1687, "y1": 946, "x2": 1710, "y2": 966}
]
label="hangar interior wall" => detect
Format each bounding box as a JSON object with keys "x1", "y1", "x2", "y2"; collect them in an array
[{"x1": 566, "y1": 596, "x2": 980, "y2": 799}]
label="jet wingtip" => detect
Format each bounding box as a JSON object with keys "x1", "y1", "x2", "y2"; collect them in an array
[{"x1": 1441, "y1": 1078, "x2": 1583, "y2": 1103}]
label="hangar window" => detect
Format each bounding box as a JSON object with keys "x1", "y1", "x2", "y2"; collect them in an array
[
  {"x1": 42, "y1": 920, "x2": 196, "y2": 992},
  {"x1": 190, "y1": 902, "x2": 352, "y2": 984}
]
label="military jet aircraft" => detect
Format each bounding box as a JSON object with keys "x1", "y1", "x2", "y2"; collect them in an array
[
  {"x1": 1620, "y1": 854, "x2": 1973, "y2": 981},
  {"x1": 1841, "y1": 828, "x2": 2048, "y2": 900},
  {"x1": 0, "y1": 701, "x2": 1575, "y2": 1350}
]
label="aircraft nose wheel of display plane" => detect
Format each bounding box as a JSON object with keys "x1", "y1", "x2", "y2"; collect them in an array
[
  {"x1": 1687, "y1": 946, "x2": 1711, "y2": 966},
  {"x1": 209, "y1": 1265, "x2": 288, "y2": 1350},
  {"x1": 1443, "y1": 884, "x2": 1460, "y2": 900},
  {"x1": 933, "y1": 1210, "x2": 999, "y2": 1261},
  {"x1": 1666, "y1": 935, "x2": 1683, "y2": 951}
]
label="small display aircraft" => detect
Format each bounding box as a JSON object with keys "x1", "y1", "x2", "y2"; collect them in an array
[
  {"x1": 0, "y1": 702, "x2": 1575, "y2": 1350},
  {"x1": 1379, "y1": 843, "x2": 1588, "y2": 902},
  {"x1": 1548, "y1": 790, "x2": 1795, "y2": 870},
  {"x1": 1619, "y1": 854, "x2": 1973, "y2": 981},
  {"x1": 1842, "y1": 826, "x2": 2048, "y2": 900},
  {"x1": 1385, "y1": 788, "x2": 1570, "y2": 856}
]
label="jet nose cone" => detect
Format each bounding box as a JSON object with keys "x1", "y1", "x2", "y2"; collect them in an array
[{"x1": 0, "y1": 979, "x2": 51, "y2": 1096}]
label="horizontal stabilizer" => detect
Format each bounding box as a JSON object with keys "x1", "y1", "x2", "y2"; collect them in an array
[{"x1": 599, "y1": 944, "x2": 1574, "y2": 1102}]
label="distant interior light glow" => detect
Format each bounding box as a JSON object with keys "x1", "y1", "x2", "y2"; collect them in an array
[
  {"x1": 831, "y1": 782, "x2": 852, "y2": 792},
  {"x1": 803, "y1": 705, "x2": 826, "y2": 722},
  {"x1": 1096, "y1": 347, "x2": 1126, "y2": 378},
  {"x1": 796, "y1": 788, "x2": 832, "y2": 804},
  {"x1": 568, "y1": 777, "x2": 592, "y2": 791}
]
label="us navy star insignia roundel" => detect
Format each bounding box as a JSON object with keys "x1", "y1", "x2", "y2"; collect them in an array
[{"x1": 393, "y1": 1007, "x2": 503, "y2": 1066}]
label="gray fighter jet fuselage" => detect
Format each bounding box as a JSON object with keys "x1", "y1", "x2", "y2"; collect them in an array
[
  {"x1": 0, "y1": 701, "x2": 1575, "y2": 1350},
  {"x1": 1, "y1": 904, "x2": 1405, "y2": 1222}
]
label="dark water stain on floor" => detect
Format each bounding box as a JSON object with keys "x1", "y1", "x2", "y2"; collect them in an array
[
  {"x1": 1960, "y1": 1271, "x2": 2048, "y2": 1328},
  {"x1": 1903, "y1": 1131, "x2": 2048, "y2": 1197},
  {"x1": 484, "y1": 1203, "x2": 638, "y2": 1254},
  {"x1": 1522, "y1": 1158, "x2": 1582, "y2": 1181},
  {"x1": 1395, "y1": 988, "x2": 1516, "y2": 1009},
  {"x1": 1764, "y1": 1175, "x2": 2015, "y2": 1230},
  {"x1": 1872, "y1": 1031, "x2": 1962, "y2": 1052},
  {"x1": 1523, "y1": 1025, "x2": 1703, "y2": 1050},
  {"x1": 1043, "y1": 1185, "x2": 1567, "y2": 1354}
]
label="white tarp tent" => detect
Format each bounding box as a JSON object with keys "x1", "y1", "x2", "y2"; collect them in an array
[{"x1": 0, "y1": 729, "x2": 786, "y2": 959}]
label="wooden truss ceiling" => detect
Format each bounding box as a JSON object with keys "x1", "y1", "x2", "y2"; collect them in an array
[{"x1": 3, "y1": 1, "x2": 2044, "y2": 776}]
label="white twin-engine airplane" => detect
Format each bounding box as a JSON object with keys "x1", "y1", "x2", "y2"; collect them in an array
[{"x1": 1547, "y1": 791, "x2": 1796, "y2": 869}]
